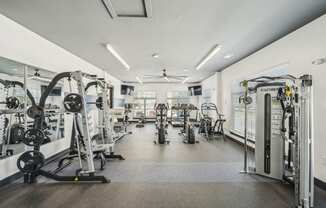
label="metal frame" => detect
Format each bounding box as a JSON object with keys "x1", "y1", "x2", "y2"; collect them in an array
[
  {"x1": 86, "y1": 78, "x2": 124, "y2": 160},
  {"x1": 239, "y1": 75, "x2": 314, "y2": 208},
  {"x1": 20, "y1": 71, "x2": 108, "y2": 184}
]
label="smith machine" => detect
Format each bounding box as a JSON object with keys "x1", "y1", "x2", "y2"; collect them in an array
[{"x1": 17, "y1": 71, "x2": 110, "y2": 184}]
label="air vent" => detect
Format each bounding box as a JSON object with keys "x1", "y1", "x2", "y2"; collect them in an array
[{"x1": 101, "y1": 0, "x2": 152, "y2": 19}]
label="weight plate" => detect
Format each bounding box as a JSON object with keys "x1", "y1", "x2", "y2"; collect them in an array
[
  {"x1": 6, "y1": 96, "x2": 20, "y2": 109},
  {"x1": 63, "y1": 93, "x2": 83, "y2": 113},
  {"x1": 17, "y1": 150, "x2": 45, "y2": 174},
  {"x1": 23, "y1": 129, "x2": 45, "y2": 147},
  {"x1": 27, "y1": 105, "x2": 43, "y2": 119},
  {"x1": 96, "y1": 96, "x2": 103, "y2": 110}
]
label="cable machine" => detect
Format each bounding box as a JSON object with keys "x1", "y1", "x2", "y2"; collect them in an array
[{"x1": 239, "y1": 74, "x2": 314, "y2": 208}]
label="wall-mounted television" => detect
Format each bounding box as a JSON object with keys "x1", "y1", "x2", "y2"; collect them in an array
[
  {"x1": 121, "y1": 84, "x2": 134, "y2": 95},
  {"x1": 41, "y1": 85, "x2": 62, "y2": 96},
  {"x1": 188, "y1": 85, "x2": 202, "y2": 96}
]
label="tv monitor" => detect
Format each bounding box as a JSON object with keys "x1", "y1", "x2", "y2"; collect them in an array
[
  {"x1": 188, "y1": 85, "x2": 202, "y2": 96},
  {"x1": 121, "y1": 84, "x2": 134, "y2": 95}
]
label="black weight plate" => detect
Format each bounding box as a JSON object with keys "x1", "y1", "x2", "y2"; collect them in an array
[
  {"x1": 23, "y1": 129, "x2": 45, "y2": 147},
  {"x1": 6, "y1": 96, "x2": 20, "y2": 109},
  {"x1": 63, "y1": 93, "x2": 83, "y2": 113},
  {"x1": 17, "y1": 150, "x2": 45, "y2": 173},
  {"x1": 96, "y1": 96, "x2": 103, "y2": 110}
]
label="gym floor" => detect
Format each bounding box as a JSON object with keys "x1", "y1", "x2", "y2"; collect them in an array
[{"x1": 0, "y1": 124, "x2": 325, "y2": 208}]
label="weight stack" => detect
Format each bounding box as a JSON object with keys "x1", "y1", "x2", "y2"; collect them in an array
[{"x1": 255, "y1": 84, "x2": 284, "y2": 180}]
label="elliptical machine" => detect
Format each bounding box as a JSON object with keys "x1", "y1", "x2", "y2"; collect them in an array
[
  {"x1": 198, "y1": 103, "x2": 225, "y2": 140},
  {"x1": 154, "y1": 103, "x2": 169, "y2": 144}
]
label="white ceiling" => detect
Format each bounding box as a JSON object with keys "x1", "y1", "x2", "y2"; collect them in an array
[{"x1": 0, "y1": 0, "x2": 325, "y2": 83}]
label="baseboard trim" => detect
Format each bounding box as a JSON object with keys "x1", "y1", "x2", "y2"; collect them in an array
[
  {"x1": 229, "y1": 131, "x2": 256, "y2": 143},
  {"x1": 0, "y1": 148, "x2": 69, "y2": 187},
  {"x1": 225, "y1": 134, "x2": 255, "y2": 152}
]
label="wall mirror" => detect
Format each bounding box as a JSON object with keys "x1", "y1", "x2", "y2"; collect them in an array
[{"x1": 0, "y1": 56, "x2": 65, "y2": 159}]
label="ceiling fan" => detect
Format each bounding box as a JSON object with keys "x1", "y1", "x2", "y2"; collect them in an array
[
  {"x1": 16, "y1": 69, "x2": 53, "y2": 82},
  {"x1": 143, "y1": 69, "x2": 187, "y2": 82}
]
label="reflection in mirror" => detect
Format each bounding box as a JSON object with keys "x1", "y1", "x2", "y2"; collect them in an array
[
  {"x1": 0, "y1": 56, "x2": 65, "y2": 159},
  {"x1": 26, "y1": 66, "x2": 65, "y2": 144},
  {"x1": 0, "y1": 57, "x2": 26, "y2": 158}
]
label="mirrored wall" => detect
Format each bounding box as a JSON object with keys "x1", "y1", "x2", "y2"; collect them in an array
[{"x1": 0, "y1": 56, "x2": 65, "y2": 159}]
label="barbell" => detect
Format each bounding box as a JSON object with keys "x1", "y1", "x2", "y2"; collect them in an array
[{"x1": 63, "y1": 93, "x2": 107, "y2": 113}]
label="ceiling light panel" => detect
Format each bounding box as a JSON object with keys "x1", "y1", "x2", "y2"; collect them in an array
[
  {"x1": 105, "y1": 44, "x2": 130, "y2": 70},
  {"x1": 196, "y1": 44, "x2": 222, "y2": 70},
  {"x1": 102, "y1": 0, "x2": 152, "y2": 19}
]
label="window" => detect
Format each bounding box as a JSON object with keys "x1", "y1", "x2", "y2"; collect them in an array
[
  {"x1": 230, "y1": 91, "x2": 256, "y2": 141},
  {"x1": 132, "y1": 91, "x2": 157, "y2": 119}
]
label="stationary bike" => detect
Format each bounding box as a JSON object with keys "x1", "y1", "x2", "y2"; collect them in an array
[{"x1": 154, "y1": 103, "x2": 169, "y2": 144}]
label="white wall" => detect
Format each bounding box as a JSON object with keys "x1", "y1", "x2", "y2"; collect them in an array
[
  {"x1": 200, "y1": 72, "x2": 222, "y2": 121},
  {"x1": 0, "y1": 14, "x2": 121, "y2": 180},
  {"x1": 220, "y1": 15, "x2": 326, "y2": 182}
]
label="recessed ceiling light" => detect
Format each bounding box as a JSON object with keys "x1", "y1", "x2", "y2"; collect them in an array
[
  {"x1": 152, "y1": 53, "x2": 159, "y2": 58},
  {"x1": 183, "y1": 69, "x2": 189, "y2": 72},
  {"x1": 196, "y1": 44, "x2": 222, "y2": 70},
  {"x1": 224, "y1": 54, "x2": 234, "y2": 59},
  {"x1": 105, "y1": 43, "x2": 130, "y2": 70}
]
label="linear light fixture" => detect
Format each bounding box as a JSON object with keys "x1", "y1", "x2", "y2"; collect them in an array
[
  {"x1": 136, "y1": 76, "x2": 143, "y2": 84},
  {"x1": 105, "y1": 43, "x2": 130, "y2": 70},
  {"x1": 196, "y1": 44, "x2": 222, "y2": 70}
]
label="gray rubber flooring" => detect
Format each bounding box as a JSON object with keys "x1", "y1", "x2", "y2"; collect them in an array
[{"x1": 0, "y1": 124, "x2": 325, "y2": 208}]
